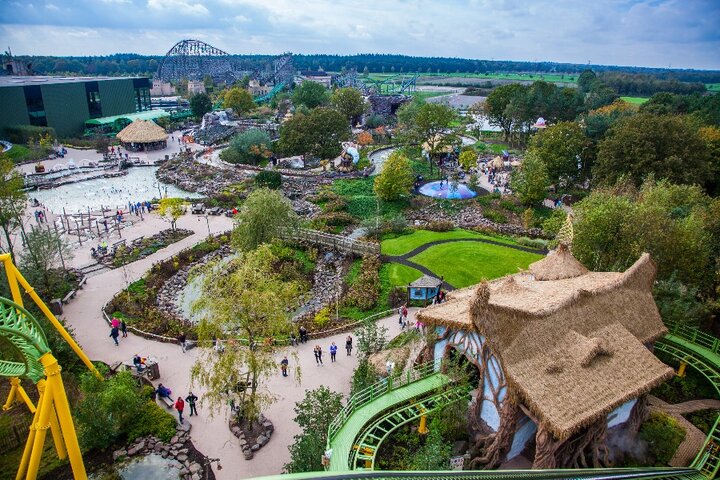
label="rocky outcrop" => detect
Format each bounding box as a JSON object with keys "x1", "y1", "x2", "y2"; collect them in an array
[
  {"x1": 293, "y1": 250, "x2": 347, "y2": 323},
  {"x1": 408, "y1": 204, "x2": 544, "y2": 237},
  {"x1": 229, "y1": 413, "x2": 275, "y2": 460}
]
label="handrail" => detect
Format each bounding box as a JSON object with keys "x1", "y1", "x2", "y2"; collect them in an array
[
  {"x1": 666, "y1": 323, "x2": 720, "y2": 357},
  {"x1": 692, "y1": 415, "x2": 720, "y2": 476},
  {"x1": 327, "y1": 358, "x2": 441, "y2": 443}
]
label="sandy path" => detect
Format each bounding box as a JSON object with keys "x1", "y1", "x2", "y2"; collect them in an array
[{"x1": 59, "y1": 213, "x2": 411, "y2": 478}]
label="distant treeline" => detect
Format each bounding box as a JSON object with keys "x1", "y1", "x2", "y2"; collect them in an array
[{"x1": 13, "y1": 52, "x2": 720, "y2": 89}]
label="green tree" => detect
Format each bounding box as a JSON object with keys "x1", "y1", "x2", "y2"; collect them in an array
[
  {"x1": 458, "y1": 150, "x2": 477, "y2": 171},
  {"x1": 595, "y1": 114, "x2": 710, "y2": 187},
  {"x1": 279, "y1": 108, "x2": 350, "y2": 160},
  {"x1": 409, "y1": 429, "x2": 452, "y2": 470},
  {"x1": 528, "y1": 121, "x2": 591, "y2": 184},
  {"x1": 0, "y1": 156, "x2": 26, "y2": 263},
  {"x1": 191, "y1": 245, "x2": 302, "y2": 423},
  {"x1": 374, "y1": 151, "x2": 414, "y2": 201},
  {"x1": 19, "y1": 227, "x2": 73, "y2": 300},
  {"x1": 354, "y1": 316, "x2": 388, "y2": 358},
  {"x1": 653, "y1": 276, "x2": 708, "y2": 327},
  {"x1": 220, "y1": 129, "x2": 272, "y2": 165},
  {"x1": 351, "y1": 357, "x2": 380, "y2": 396},
  {"x1": 157, "y1": 197, "x2": 185, "y2": 231},
  {"x1": 398, "y1": 102, "x2": 457, "y2": 174},
  {"x1": 330, "y1": 87, "x2": 366, "y2": 125},
  {"x1": 292, "y1": 81, "x2": 330, "y2": 109},
  {"x1": 284, "y1": 386, "x2": 344, "y2": 473},
  {"x1": 223, "y1": 87, "x2": 256, "y2": 115},
  {"x1": 511, "y1": 153, "x2": 550, "y2": 206},
  {"x1": 232, "y1": 188, "x2": 299, "y2": 251},
  {"x1": 483, "y1": 83, "x2": 527, "y2": 141},
  {"x1": 189, "y1": 92, "x2": 212, "y2": 119},
  {"x1": 577, "y1": 69, "x2": 597, "y2": 94}
]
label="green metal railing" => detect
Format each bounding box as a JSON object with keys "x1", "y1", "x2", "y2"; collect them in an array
[
  {"x1": 328, "y1": 359, "x2": 442, "y2": 443},
  {"x1": 666, "y1": 323, "x2": 720, "y2": 357}
]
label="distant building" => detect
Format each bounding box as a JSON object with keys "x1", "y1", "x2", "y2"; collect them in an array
[
  {"x1": 248, "y1": 79, "x2": 271, "y2": 97},
  {"x1": 297, "y1": 70, "x2": 332, "y2": 89},
  {"x1": 150, "y1": 79, "x2": 175, "y2": 96},
  {"x1": 187, "y1": 80, "x2": 206, "y2": 95},
  {"x1": 0, "y1": 76, "x2": 151, "y2": 137}
]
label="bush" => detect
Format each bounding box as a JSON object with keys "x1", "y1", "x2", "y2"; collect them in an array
[
  {"x1": 126, "y1": 399, "x2": 177, "y2": 442},
  {"x1": 221, "y1": 128, "x2": 272, "y2": 165},
  {"x1": 313, "y1": 307, "x2": 331, "y2": 329},
  {"x1": 638, "y1": 412, "x2": 685, "y2": 466},
  {"x1": 255, "y1": 170, "x2": 282, "y2": 189},
  {"x1": 426, "y1": 220, "x2": 454, "y2": 232},
  {"x1": 2, "y1": 125, "x2": 56, "y2": 144},
  {"x1": 514, "y1": 236, "x2": 548, "y2": 250},
  {"x1": 365, "y1": 114, "x2": 386, "y2": 129},
  {"x1": 351, "y1": 357, "x2": 380, "y2": 396},
  {"x1": 344, "y1": 255, "x2": 381, "y2": 311},
  {"x1": 317, "y1": 211, "x2": 356, "y2": 227},
  {"x1": 483, "y1": 210, "x2": 508, "y2": 224}
]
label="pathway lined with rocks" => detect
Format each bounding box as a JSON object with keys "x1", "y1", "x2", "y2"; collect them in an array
[{"x1": 59, "y1": 212, "x2": 411, "y2": 478}]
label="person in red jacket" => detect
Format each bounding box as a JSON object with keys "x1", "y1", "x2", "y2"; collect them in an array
[{"x1": 174, "y1": 396, "x2": 185, "y2": 423}]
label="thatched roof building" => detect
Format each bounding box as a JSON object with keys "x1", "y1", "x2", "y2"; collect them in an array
[
  {"x1": 116, "y1": 119, "x2": 168, "y2": 151},
  {"x1": 417, "y1": 245, "x2": 673, "y2": 440}
]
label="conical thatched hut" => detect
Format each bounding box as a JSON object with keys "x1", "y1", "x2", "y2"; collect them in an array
[
  {"x1": 116, "y1": 120, "x2": 168, "y2": 151},
  {"x1": 416, "y1": 248, "x2": 673, "y2": 469}
]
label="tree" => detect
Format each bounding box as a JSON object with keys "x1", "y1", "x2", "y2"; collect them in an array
[
  {"x1": 19, "y1": 227, "x2": 73, "y2": 300},
  {"x1": 279, "y1": 108, "x2": 350, "y2": 160},
  {"x1": 653, "y1": 276, "x2": 708, "y2": 327},
  {"x1": 458, "y1": 150, "x2": 477, "y2": 171},
  {"x1": 223, "y1": 87, "x2": 256, "y2": 115},
  {"x1": 0, "y1": 156, "x2": 26, "y2": 263},
  {"x1": 189, "y1": 92, "x2": 212, "y2": 118},
  {"x1": 354, "y1": 317, "x2": 388, "y2": 358},
  {"x1": 399, "y1": 102, "x2": 457, "y2": 174},
  {"x1": 410, "y1": 429, "x2": 452, "y2": 470},
  {"x1": 374, "y1": 151, "x2": 414, "y2": 201},
  {"x1": 528, "y1": 121, "x2": 591, "y2": 184},
  {"x1": 292, "y1": 81, "x2": 330, "y2": 109},
  {"x1": 577, "y1": 69, "x2": 597, "y2": 94},
  {"x1": 511, "y1": 153, "x2": 550, "y2": 206},
  {"x1": 284, "y1": 386, "x2": 344, "y2": 473},
  {"x1": 232, "y1": 188, "x2": 299, "y2": 251},
  {"x1": 158, "y1": 197, "x2": 185, "y2": 231},
  {"x1": 191, "y1": 245, "x2": 302, "y2": 423},
  {"x1": 594, "y1": 114, "x2": 710, "y2": 187},
  {"x1": 331, "y1": 87, "x2": 366, "y2": 125},
  {"x1": 483, "y1": 83, "x2": 526, "y2": 141},
  {"x1": 220, "y1": 129, "x2": 272, "y2": 165}
]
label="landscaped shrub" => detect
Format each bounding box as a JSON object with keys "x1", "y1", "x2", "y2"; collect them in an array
[
  {"x1": 3, "y1": 125, "x2": 56, "y2": 144},
  {"x1": 638, "y1": 412, "x2": 685, "y2": 466},
  {"x1": 483, "y1": 210, "x2": 508, "y2": 224},
  {"x1": 514, "y1": 236, "x2": 548, "y2": 250},
  {"x1": 426, "y1": 220, "x2": 454, "y2": 232},
  {"x1": 255, "y1": 170, "x2": 282, "y2": 189},
  {"x1": 351, "y1": 357, "x2": 380, "y2": 396},
  {"x1": 317, "y1": 211, "x2": 356, "y2": 227},
  {"x1": 684, "y1": 409, "x2": 720, "y2": 435},
  {"x1": 344, "y1": 255, "x2": 381, "y2": 311},
  {"x1": 313, "y1": 307, "x2": 331, "y2": 329},
  {"x1": 126, "y1": 399, "x2": 177, "y2": 442}
]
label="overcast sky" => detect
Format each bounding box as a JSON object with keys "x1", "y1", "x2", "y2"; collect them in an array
[{"x1": 0, "y1": 0, "x2": 718, "y2": 69}]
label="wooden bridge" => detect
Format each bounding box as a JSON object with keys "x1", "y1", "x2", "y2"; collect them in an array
[{"x1": 283, "y1": 228, "x2": 379, "y2": 257}]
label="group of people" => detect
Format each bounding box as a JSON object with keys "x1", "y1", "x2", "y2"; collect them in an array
[
  {"x1": 280, "y1": 332, "x2": 354, "y2": 374},
  {"x1": 33, "y1": 209, "x2": 47, "y2": 224},
  {"x1": 127, "y1": 201, "x2": 153, "y2": 216},
  {"x1": 109, "y1": 316, "x2": 128, "y2": 346},
  {"x1": 155, "y1": 384, "x2": 199, "y2": 424}
]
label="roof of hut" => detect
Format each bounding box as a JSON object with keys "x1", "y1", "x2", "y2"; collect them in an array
[
  {"x1": 416, "y1": 250, "x2": 672, "y2": 439},
  {"x1": 409, "y1": 274, "x2": 443, "y2": 288},
  {"x1": 116, "y1": 119, "x2": 168, "y2": 144}
]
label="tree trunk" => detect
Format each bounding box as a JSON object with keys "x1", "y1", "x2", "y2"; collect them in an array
[
  {"x1": 532, "y1": 423, "x2": 566, "y2": 468},
  {"x1": 1, "y1": 225, "x2": 16, "y2": 264}
]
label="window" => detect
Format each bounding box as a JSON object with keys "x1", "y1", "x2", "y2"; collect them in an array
[
  {"x1": 133, "y1": 78, "x2": 151, "y2": 112},
  {"x1": 85, "y1": 81, "x2": 102, "y2": 118},
  {"x1": 24, "y1": 85, "x2": 47, "y2": 126}
]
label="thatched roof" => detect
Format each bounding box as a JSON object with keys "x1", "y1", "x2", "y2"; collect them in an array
[
  {"x1": 116, "y1": 120, "x2": 168, "y2": 144},
  {"x1": 410, "y1": 274, "x2": 442, "y2": 288},
  {"x1": 417, "y1": 251, "x2": 672, "y2": 439}
]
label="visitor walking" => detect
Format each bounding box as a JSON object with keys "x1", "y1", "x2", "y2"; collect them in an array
[
  {"x1": 281, "y1": 356, "x2": 289, "y2": 377},
  {"x1": 178, "y1": 332, "x2": 187, "y2": 353},
  {"x1": 174, "y1": 396, "x2": 185, "y2": 423},
  {"x1": 111, "y1": 317, "x2": 120, "y2": 329},
  {"x1": 399, "y1": 304, "x2": 408, "y2": 329},
  {"x1": 314, "y1": 345, "x2": 323, "y2": 366},
  {"x1": 109, "y1": 326, "x2": 119, "y2": 346},
  {"x1": 120, "y1": 319, "x2": 127, "y2": 338},
  {"x1": 185, "y1": 391, "x2": 198, "y2": 416},
  {"x1": 299, "y1": 325, "x2": 308, "y2": 344},
  {"x1": 330, "y1": 342, "x2": 337, "y2": 363},
  {"x1": 345, "y1": 335, "x2": 353, "y2": 356},
  {"x1": 290, "y1": 332, "x2": 298, "y2": 346}
]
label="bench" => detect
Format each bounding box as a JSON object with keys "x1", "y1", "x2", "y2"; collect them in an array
[
  {"x1": 77, "y1": 276, "x2": 88, "y2": 289},
  {"x1": 158, "y1": 394, "x2": 174, "y2": 408},
  {"x1": 61, "y1": 290, "x2": 77, "y2": 304}
]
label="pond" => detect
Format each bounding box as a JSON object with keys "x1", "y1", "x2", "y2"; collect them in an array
[
  {"x1": 418, "y1": 180, "x2": 478, "y2": 200},
  {"x1": 90, "y1": 454, "x2": 184, "y2": 480},
  {"x1": 30, "y1": 167, "x2": 200, "y2": 214}
]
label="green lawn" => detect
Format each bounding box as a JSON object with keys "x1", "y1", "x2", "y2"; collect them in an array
[
  {"x1": 620, "y1": 96, "x2": 649, "y2": 105},
  {"x1": 409, "y1": 241, "x2": 544, "y2": 288},
  {"x1": 705, "y1": 83, "x2": 720, "y2": 93},
  {"x1": 4, "y1": 144, "x2": 32, "y2": 163},
  {"x1": 387, "y1": 262, "x2": 422, "y2": 287},
  {"x1": 365, "y1": 72, "x2": 576, "y2": 84},
  {"x1": 381, "y1": 229, "x2": 520, "y2": 256},
  {"x1": 412, "y1": 91, "x2": 450, "y2": 101}
]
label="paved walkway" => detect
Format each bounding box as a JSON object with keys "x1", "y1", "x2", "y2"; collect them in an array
[
  {"x1": 59, "y1": 215, "x2": 413, "y2": 478},
  {"x1": 648, "y1": 395, "x2": 717, "y2": 467}
]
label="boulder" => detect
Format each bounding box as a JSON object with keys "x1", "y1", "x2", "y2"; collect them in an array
[
  {"x1": 189, "y1": 463, "x2": 202, "y2": 474},
  {"x1": 257, "y1": 434, "x2": 269, "y2": 446},
  {"x1": 112, "y1": 449, "x2": 126, "y2": 461}
]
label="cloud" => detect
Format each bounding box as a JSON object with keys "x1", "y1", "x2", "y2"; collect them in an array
[
  {"x1": 45, "y1": 3, "x2": 60, "y2": 10},
  {"x1": 0, "y1": 0, "x2": 717, "y2": 69}
]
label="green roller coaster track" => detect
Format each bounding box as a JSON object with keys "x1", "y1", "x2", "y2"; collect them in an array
[{"x1": 260, "y1": 323, "x2": 720, "y2": 480}]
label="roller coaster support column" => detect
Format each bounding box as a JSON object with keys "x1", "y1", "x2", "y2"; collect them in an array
[
  {"x1": 678, "y1": 361, "x2": 687, "y2": 377},
  {"x1": 4, "y1": 377, "x2": 36, "y2": 413},
  {"x1": 0, "y1": 253, "x2": 101, "y2": 379},
  {"x1": 21, "y1": 353, "x2": 86, "y2": 480},
  {"x1": 418, "y1": 414, "x2": 429, "y2": 435}
]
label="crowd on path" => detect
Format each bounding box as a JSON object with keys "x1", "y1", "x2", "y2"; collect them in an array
[
  {"x1": 154, "y1": 383, "x2": 199, "y2": 424},
  {"x1": 279, "y1": 327, "x2": 356, "y2": 374}
]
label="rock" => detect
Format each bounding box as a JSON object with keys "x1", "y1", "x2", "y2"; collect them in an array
[
  {"x1": 127, "y1": 446, "x2": 139, "y2": 456},
  {"x1": 170, "y1": 436, "x2": 179, "y2": 444},
  {"x1": 170, "y1": 449, "x2": 179, "y2": 457},
  {"x1": 135, "y1": 440, "x2": 146, "y2": 451},
  {"x1": 192, "y1": 474, "x2": 201, "y2": 480},
  {"x1": 231, "y1": 426, "x2": 241, "y2": 436},
  {"x1": 177, "y1": 453, "x2": 188, "y2": 462},
  {"x1": 180, "y1": 467, "x2": 189, "y2": 476},
  {"x1": 161, "y1": 451, "x2": 168, "y2": 458},
  {"x1": 257, "y1": 434, "x2": 269, "y2": 446},
  {"x1": 189, "y1": 463, "x2": 202, "y2": 474},
  {"x1": 153, "y1": 444, "x2": 163, "y2": 453},
  {"x1": 452, "y1": 440, "x2": 469, "y2": 456},
  {"x1": 251, "y1": 443, "x2": 260, "y2": 452},
  {"x1": 244, "y1": 451, "x2": 254, "y2": 460},
  {"x1": 112, "y1": 449, "x2": 126, "y2": 461}
]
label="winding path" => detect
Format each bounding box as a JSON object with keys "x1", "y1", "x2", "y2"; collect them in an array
[{"x1": 382, "y1": 238, "x2": 547, "y2": 291}]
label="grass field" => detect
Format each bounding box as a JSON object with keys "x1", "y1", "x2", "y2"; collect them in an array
[
  {"x1": 366, "y1": 72, "x2": 577, "y2": 84},
  {"x1": 621, "y1": 96, "x2": 649, "y2": 104},
  {"x1": 408, "y1": 241, "x2": 544, "y2": 288},
  {"x1": 381, "y1": 229, "x2": 520, "y2": 256},
  {"x1": 706, "y1": 83, "x2": 720, "y2": 92},
  {"x1": 412, "y1": 91, "x2": 450, "y2": 101},
  {"x1": 387, "y1": 262, "x2": 422, "y2": 287}
]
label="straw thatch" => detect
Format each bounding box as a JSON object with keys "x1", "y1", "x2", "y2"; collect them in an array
[
  {"x1": 116, "y1": 120, "x2": 168, "y2": 144},
  {"x1": 410, "y1": 274, "x2": 443, "y2": 288},
  {"x1": 417, "y1": 250, "x2": 673, "y2": 439}
]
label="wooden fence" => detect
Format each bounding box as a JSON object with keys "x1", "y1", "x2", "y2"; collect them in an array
[{"x1": 284, "y1": 228, "x2": 379, "y2": 257}]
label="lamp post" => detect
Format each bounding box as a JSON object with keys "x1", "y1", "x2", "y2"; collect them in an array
[{"x1": 198, "y1": 214, "x2": 211, "y2": 236}]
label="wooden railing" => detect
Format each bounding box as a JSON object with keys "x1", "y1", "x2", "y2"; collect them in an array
[{"x1": 283, "y1": 228, "x2": 379, "y2": 257}]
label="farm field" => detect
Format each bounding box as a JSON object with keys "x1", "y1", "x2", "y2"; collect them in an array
[{"x1": 621, "y1": 96, "x2": 650, "y2": 104}]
